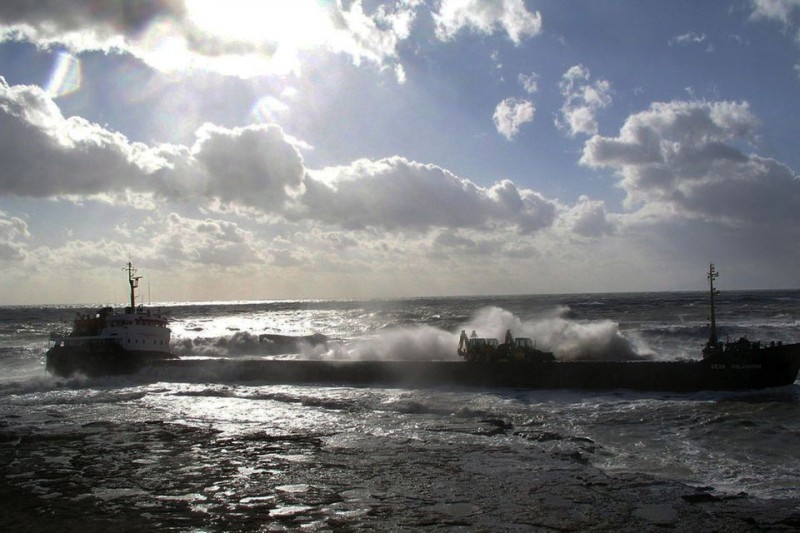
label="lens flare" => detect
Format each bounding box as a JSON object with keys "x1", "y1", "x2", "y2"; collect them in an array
[
  {"x1": 46, "y1": 52, "x2": 82, "y2": 98},
  {"x1": 249, "y1": 95, "x2": 290, "y2": 124}
]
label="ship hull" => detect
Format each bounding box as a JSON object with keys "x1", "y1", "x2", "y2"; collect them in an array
[
  {"x1": 46, "y1": 341, "x2": 176, "y2": 377},
  {"x1": 145, "y1": 344, "x2": 800, "y2": 391}
]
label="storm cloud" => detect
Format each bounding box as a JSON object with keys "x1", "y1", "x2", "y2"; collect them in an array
[{"x1": 0, "y1": 0, "x2": 185, "y2": 38}]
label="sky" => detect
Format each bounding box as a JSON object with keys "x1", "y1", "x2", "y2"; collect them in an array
[{"x1": 1, "y1": 0, "x2": 800, "y2": 304}]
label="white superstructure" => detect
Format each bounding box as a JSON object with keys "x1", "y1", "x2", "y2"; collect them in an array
[{"x1": 50, "y1": 262, "x2": 171, "y2": 354}]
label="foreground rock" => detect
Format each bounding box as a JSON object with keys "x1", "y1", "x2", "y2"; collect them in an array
[{"x1": 2, "y1": 415, "x2": 799, "y2": 531}]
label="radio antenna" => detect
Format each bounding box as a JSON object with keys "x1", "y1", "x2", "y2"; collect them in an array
[
  {"x1": 707, "y1": 263, "x2": 720, "y2": 347},
  {"x1": 125, "y1": 262, "x2": 142, "y2": 310}
]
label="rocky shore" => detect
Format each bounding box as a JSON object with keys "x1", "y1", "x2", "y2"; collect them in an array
[{"x1": 2, "y1": 414, "x2": 799, "y2": 531}]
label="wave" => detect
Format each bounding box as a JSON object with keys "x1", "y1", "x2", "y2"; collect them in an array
[
  {"x1": 171, "y1": 320, "x2": 459, "y2": 361},
  {"x1": 166, "y1": 305, "x2": 651, "y2": 362},
  {"x1": 171, "y1": 331, "x2": 330, "y2": 358},
  {"x1": 317, "y1": 326, "x2": 459, "y2": 361},
  {"x1": 460, "y1": 306, "x2": 649, "y2": 361}
]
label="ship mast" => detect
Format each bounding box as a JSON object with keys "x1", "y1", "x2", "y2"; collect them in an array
[
  {"x1": 707, "y1": 263, "x2": 719, "y2": 348},
  {"x1": 126, "y1": 262, "x2": 142, "y2": 310}
]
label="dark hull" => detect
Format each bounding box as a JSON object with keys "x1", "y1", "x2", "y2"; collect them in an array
[
  {"x1": 145, "y1": 343, "x2": 800, "y2": 391},
  {"x1": 46, "y1": 342, "x2": 176, "y2": 377}
]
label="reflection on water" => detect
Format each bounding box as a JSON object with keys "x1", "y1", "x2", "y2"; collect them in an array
[{"x1": 3, "y1": 292, "x2": 800, "y2": 528}]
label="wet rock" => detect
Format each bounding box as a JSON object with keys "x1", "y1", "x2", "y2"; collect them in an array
[
  {"x1": 473, "y1": 418, "x2": 513, "y2": 436},
  {"x1": 513, "y1": 430, "x2": 563, "y2": 441},
  {"x1": 682, "y1": 492, "x2": 721, "y2": 503},
  {"x1": 479, "y1": 418, "x2": 513, "y2": 430},
  {"x1": 559, "y1": 450, "x2": 590, "y2": 464},
  {"x1": 633, "y1": 503, "x2": 678, "y2": 526},
  {"x1": 4, "y1": 412, "x2": 800, "y2": 531}
]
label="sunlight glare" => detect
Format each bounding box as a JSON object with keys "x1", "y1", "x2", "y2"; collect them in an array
[{"x1": 186, "y1": 0, "x2": 333, "y2": 51}]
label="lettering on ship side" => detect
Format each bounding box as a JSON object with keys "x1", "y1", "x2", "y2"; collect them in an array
[{"x1": 711, "y1": 363, "x2": 762, "y2": 370}]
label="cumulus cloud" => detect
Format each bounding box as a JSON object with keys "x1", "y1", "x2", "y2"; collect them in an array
[
  {"x1": 493, "y1": 97, "x2": 535, "y2": 140},
  {"x1": 560, "y1": 196, "x2": 616, "y2": 238},
  {"x1": 326, "y1": 0, "x2": 422, "y2": 78},
  {"x1": 0, "y1": 77, "x2": 308, "y2": 211},
  {"x1": 0, "y1": 77, "x2": 563, "y2": 238},
  {"x1": 433, "y1": 0, "x2": 542, "y2": 45},
  {"x1": 581, "y1": 100, "x2": 800, "y2": 229},
  {"x1": 0, "y1": 78, "x2": 160, "y2": 197},
  {"x1": 557, "y1": 64, "x2": 612, "y2": 137},
  {"x1": 301, "y1": 158, "x2": 558, "y2": 233},
  {"x1": 0, "y1": 211, "x2": 29, "y2": 260},
  {"x1": 185, "y1": 123, "x2": 306, "y2": 210},
  {"x1": 147, "y1": 212, "x2": 263, "y2": 267}
]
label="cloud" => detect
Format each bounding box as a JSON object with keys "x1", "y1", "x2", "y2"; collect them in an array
[
  {"x1": 668, "y1": 32, "x2": 713, "y2": 53},
  {"x1": 559, "y1": 196, "x2": 616, "y2": 238},
  {"x1": 493, "y1": 97, "x2": 535, "y2": 140},
  {"x1": 433, "y1": 230, "x2": 480, "y2": 251},
  {"x1": 326, "y1": 0, "x2": 422, "y2": 78},
  {"x1": 0, "y1": 78, "x2": 562, "y2": 237},
  {"x1": 0, "y1": 1, "x2": 421, "y2": 80},
  {"x1": 0, "y1": 211, "x2": 29, "y2": 260},
  {"x1": 0, "y1": 78, "x2": 159, "y2": 197},
  {"x1": 0, "y1": 77, "x2": 307, "y2": 211},
  {"x1": 518, "y1": 71, "x2": 539, "y2": 94},
  {"x1": 433, "y1": 0, "x2": 543, "y2": 45},
  {"x1": 301, "y1": 158, "x2": 558, "y2": 233},
  {"x1": 556, "y1": 64, "x2": 613, "y2": 137},
  {"x1": 750, "y1": 0, "x2": 800, "y2": 25},
  {"x1": 185, "y1": 122, "x2": 306, "y2": 210},
  {"x1": 581, "y1": 100, "x2": 800, "y2": 230},
  {"x1": 668, "y1": 32, "x2": 707, "y2": 46},
  {"x1": 148, "y1": 212, "x2": 263, "y2": 267},
  {"x1": 749, "y1": 1, "x2": 800, "y2": 74},
  {"x1": 0, "y1": 0, "x2": 185, "y2": 39},
  {"x1": 0, "y1": 1, "x2": 552, "y2": 83}
]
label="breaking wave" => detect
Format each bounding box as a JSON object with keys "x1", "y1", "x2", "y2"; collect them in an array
[
  {"x1": 167, "y1": 305, "x2": 648, "y2": 362},
  {"x1": 460, "y1": 306, "x2": 649, "y2": 361},
  {"x1": 318, "y1": 326, "x2": 459, "y2": 361},
  {"x1": 171, "y1": 331, "x2": 330, "y2": 358}
]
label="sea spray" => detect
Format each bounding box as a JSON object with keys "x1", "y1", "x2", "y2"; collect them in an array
[
  {"x1": 319, "y1": 325, "x2": 459, "y2": 361},
  {"x1": 172, "y1": 332, "x2": 330, "y2": 358},
  {"x1": 462, "y1": 306, "x2": 647, "y2": 361},
  {"x1": 169, "y1": 305, "x2": 649, "y2": 361}
]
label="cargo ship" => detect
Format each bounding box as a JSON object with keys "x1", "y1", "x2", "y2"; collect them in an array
[
  {"x1": 50, "y1": 264, "x2": 800, "y2": 391},
  {"x1": 46, "y1": 263, "x2": 175, "y2": 376},
  {"x1": 437, "y1": 264, "x2": 800, "y2": 390},
  {"x1": 145, "y1": 264, "x2": 800, "y2": 391}
]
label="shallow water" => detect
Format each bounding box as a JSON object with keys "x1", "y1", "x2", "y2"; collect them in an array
[{"x1": 2, "y1": 291, "x2": 800, "y2": 529}]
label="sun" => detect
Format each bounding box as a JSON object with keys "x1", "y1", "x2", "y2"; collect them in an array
[{"x1": 185, "y1": 0, "x2": 333, "y2": 52}]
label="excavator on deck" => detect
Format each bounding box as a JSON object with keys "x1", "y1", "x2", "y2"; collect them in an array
[{"x1": 458, "y1": 329, "x2": 555, "y2": 363}]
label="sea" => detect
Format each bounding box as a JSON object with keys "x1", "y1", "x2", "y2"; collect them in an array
[{"x1": 2, "y1": 291, "x2": 800, "y2": 530}]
